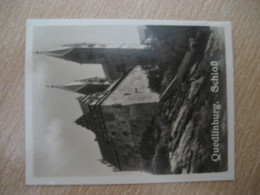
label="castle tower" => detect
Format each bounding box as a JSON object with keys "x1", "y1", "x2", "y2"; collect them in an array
[
  {"x1": 37, "y1": 42, "x2": 153, "y2": 81},
  {"x1": 47, "y1": 77, "x2": 111, "y2": 95}
]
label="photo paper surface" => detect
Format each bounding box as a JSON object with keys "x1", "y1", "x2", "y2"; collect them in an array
[{"x1": 25, "y1": 19, "x2": 234, "y2": 185}]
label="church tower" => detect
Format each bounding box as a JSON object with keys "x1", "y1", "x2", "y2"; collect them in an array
[{"x1": 37, "y1": 42, "x2": 153, "y2": 82}]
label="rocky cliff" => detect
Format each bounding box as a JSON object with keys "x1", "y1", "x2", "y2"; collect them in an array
[{"x1": 146, "y1": 27, "x2": 228, "y2": 174}]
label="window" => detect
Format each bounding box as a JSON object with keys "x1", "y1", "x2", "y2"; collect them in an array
[
  {"x1": 111, "y1": 131, "x2": 116, "y2": 136},
  {"x1": 125, "y1": 144, "x2": 131, "y2": 149},
  {"x1": 123, "y1": 131, "x2": 129, "y2": 136},
  {"x1": 112, "y1": 104, "x2": 122, "y2": 108},
  {"x1": 108, "y1": 124, "x2": 114, "y2": 128},
  {"x1": 103, "y1": 113, "x2": 115, "y2": 121},
  {"x1": 98, "y1": 80, "x2": 106, "y2": 83}
]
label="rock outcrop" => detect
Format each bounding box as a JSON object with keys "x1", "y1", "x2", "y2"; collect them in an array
[{"x1": 148, "y1": 27, "x2": 228, "y2": 174}]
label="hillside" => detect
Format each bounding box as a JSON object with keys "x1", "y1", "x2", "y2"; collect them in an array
[{"x1": 144, "y1": 27, "x2": 228, "y2": 174}]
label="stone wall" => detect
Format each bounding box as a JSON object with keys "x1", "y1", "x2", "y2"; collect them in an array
[{"x1": 100, "y1": 102, "x2": 162, "y2": 171}]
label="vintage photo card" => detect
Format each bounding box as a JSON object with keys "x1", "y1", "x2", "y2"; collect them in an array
[{"x1": 25, "y1": 19, "x2": 234, "y2": 185}]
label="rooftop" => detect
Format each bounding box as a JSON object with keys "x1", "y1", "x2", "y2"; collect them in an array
[{"x1": 103, "y1": 66, "x2": 160, "y2": 106}]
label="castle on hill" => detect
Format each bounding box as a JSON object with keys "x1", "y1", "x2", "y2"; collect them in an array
[{"x1": 38, "y1": 29, "x2": 166, "y2": 172}]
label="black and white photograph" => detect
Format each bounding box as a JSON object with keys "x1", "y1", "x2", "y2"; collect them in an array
[{"x1": 25, "y1": 19, "x2": 234, "y2": 184}]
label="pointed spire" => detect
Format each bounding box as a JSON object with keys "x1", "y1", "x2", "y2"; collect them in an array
[
  {"x1": 35, "y1": 44, "x2": 91, "y2": 64},
  {"x1": 47, "y1": 77, "x2": 111, "y2": 95},
  {"x1": 35, "y1": 45, "x2": 85, "y2": 64},
  {"x1": 46, "y1": 85, "x2": 55, "y2": 88},
  {"x1": 36, "y1": 47, "x2": 74, "y2": 57},
  {"x1": 51, "y1": 81, "x2": 86, "y2": 94}
]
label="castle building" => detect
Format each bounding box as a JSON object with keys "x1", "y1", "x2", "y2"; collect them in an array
[
  {"x1": 40, "y1": 29, "x2": 165, "y2": 172},
  {"x1": 37, "y1": 42, "x2": 153, "y2": 82},
  {"x1": 54, "y1": 66, "x2": 162, "y2": 171}
]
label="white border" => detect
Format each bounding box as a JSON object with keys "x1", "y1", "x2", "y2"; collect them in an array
[
  {"x1": 224, "y1": 22, "x2": 235, "y2": 180},
  {"x1": 25, "y1": 19, "x2": 234, "y2": 185}
]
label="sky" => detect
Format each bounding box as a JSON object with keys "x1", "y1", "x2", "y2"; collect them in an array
[{"x1": 31, "y1": 25, "x2": 149, "y2": 177}]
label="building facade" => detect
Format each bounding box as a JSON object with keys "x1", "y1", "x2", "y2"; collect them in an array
[{"x1": 67, "y1": 66, "x2": 163, "y2": 171}]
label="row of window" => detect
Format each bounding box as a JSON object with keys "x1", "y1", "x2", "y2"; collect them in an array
[{"x1": 109, "y1": 130, "x2": 141, "y2": 138}]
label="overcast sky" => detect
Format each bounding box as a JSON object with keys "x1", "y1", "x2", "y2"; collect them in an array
[{"x1": 31, "y1": 25, "x2": 150, "y2": 177}]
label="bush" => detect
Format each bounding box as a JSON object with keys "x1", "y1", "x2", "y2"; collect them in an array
[{"x1": 152, "y1": 145, "x2": 171, "y2": 174}]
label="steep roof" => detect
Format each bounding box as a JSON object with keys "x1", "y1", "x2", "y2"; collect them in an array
[
  {"x1": 49, "y1": 77, "x2": 110, "y2": 95},
  {"x1": 102, "y1": 65, "x2": 160, "y2": 106}
]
